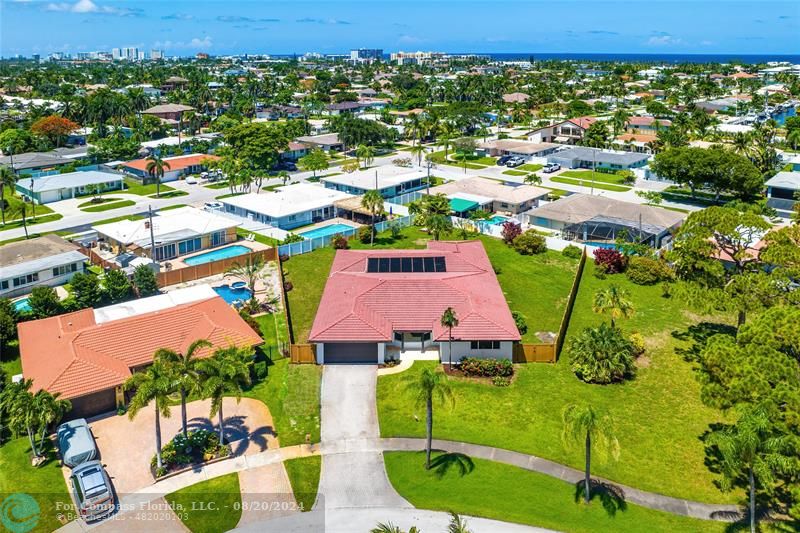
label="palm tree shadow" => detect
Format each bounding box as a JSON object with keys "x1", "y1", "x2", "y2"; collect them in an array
[
  {"x1": 574, "y1": 480, "x2": 628, "y2": 517},
  {"x1": 185, "y1": 415, "x2": 275, "y2": 455},
  {"x1": 429, "y1": 452, "x2": 475, "y2": 479},
  {"x1": 671, "y1": 322, "x2": 736, "y2": 362}
]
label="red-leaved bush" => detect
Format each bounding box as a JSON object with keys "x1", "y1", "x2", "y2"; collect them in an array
[
  {"x1": 501, "y1": 221, "x2": 522, "y2": 244},
  {"x1": 593, "y1": 248, "x2": 626, "y2": 274}
]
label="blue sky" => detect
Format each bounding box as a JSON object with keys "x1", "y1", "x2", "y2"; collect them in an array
[{"x1": 1, "y1": 0, "x2": 798, "y2": 57}]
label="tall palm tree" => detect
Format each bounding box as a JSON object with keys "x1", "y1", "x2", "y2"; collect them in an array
[
  {"x1": 408, "y1": 144, "x2": 426, "y2": 166},
  {"x1": 356, "y1": 144, "x2": 376, "y2": 169},
  {"x1": 426, "y1": 214, "x2": 452, "y2": 241},
  {"x1": 0, "y1": 379, "x2": 41, "y2": 457},
  {"x1": 156, "y1": 339, "x2": 212, "y2": 438},
  {"x1": 226, "y1": 255, "x2": 265, "y2": 295},
  {"x1": 145, "y1": 154, "x2": 171, "y2": 198},
  {"x1": 709, "y1": 405, "x2": 798, "y2": 533},
  {"x1": 0, "y1": 165, "x2": 16, "y2": 225},
  {"x1": 440, "y1": 307, "x2": 459, "y2": 367},
  {"x1": 562, "y1": 403, "x2": 620, "y2": 504},
  {"x1": 125, "y1": 361, "x2": 174, "y2": 470},
  {"x1": 198, "y1": 346, "x2": 253, "y2": 445},
  {"x1": 592, "y1": 286, "x2": 634, "y2": 329},
  {"x1": 32, "y1": 390, "x2": 71, "y2": 451},
  {"x1": 361, "y1": 189, "x2": 384, "y2": 247},
  {"x1": 406, "y1": 367, "x2": 454, "y2": 469}
]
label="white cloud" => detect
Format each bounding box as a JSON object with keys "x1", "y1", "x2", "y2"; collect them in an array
[
  {"x1": 646, "y1": 35, "x2": 683, "y2": 46},
  {"x1": 45, "y1": 0, "x2": 138, "y2": 16},
  {"x1": 154, "y1": 36, "x2": 213, "y2": 50}
]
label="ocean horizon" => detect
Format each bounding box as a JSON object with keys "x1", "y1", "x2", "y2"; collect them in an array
[{"x1": 449, "y1": 52, "x2": 800, "y2": 64}]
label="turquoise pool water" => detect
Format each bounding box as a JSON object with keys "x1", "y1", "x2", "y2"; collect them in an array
[
  {"x1": 584, "y1": 241, "x2": 621, "y2": 250},
  {"x1": 487, "y1": 215, "x2": 510, "y2": 225},
  {"x1": 184, "y1": 245, "x2": 251, "y2": 266},
  {"x1": 213, "y1": 284, "x2": 253, "y2": 305},
  {"x1": 13, "y1": 298, "x2": 31, "y2": 314},
  {"x1": 299, "y1": 223, "x2": 356, "y2": 240}
]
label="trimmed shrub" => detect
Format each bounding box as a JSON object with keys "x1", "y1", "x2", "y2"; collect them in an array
[
  {"x1": 459, "y1": 357, "x2": 514, "y2": 378},
  {"x1": 238, "y1": 309, "x2": 260, "y2": 333},
  {"x1": 512, "y1": 311, "x2": 528, "y2": 335},
  {"x1": 562, "y1": 244, "x2": 583, "y2": 259},
  {"x1": 492, "y1": 376, "x2": 511, "y2": 387},
  {"x1": 512, "y1": 230, "x2": 547, "y2": 255},
  {"x1": 331, "y1": 234, "x2": 349, "y2": 249},
  {"x1": 625, "y1": 256, "x2": 675, "y2": 285},
  {"x1": 629, "y1": 332, "x2": 646, "y2": 357},
  {"x1": 282, "y1": 233, "x2": 304, "y2": 244},
  {"x1": 357, "y1": 225, "x2": 374, "y2": 244},
  {"x1": 593, "y1": 248, "x2": 626, "y2": 274},
  {"x1": 500, "y1": 221, "x2": 522, "y2": 244},
  {"x1": 568, "y1": 323, "x2": 636, "y2": 384},
  {"x1": 253, "y1": 361, "x2": 268, "y2": 379}
]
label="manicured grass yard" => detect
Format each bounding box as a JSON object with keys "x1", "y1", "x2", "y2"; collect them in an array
[
  {"x1": 384, "y1": 451, "x2": 722, "y2": 533},
  {"x1": 1, "y1": 341, "x2": 22, "y2": 378},
  {"x1": 122, "y1": 177, "x2": 176, "y2": 196},
  {"x1": 166, "y1": 473, "x2": 242, "y2": 533},
  {"x1": 377, "y1": 260, "x2": 736, "y2": 504},
  {"x1": 77, "y1": 197, "x2": 122, "y2": 208},
  {"x1": 284, "y1": 455, "x2": 321, "y2": 512},
  {"x1": 519, "y1": 164, "x2": 543, "y2": 172},
  {"x1": 2, "y1": 188, "x2": 55, "y2": 221},
  {"x1": 550, "y1": 175, "x2": 631, "y2": 192},
  {"x1": 559, "y1": 170, "x2": 628, "y2": 185},
  {"x1": 80, "y1": 200, "x2": 136, "y2": 212},
  {"x1": 204, "y1": 181, "x2": 230, "y2": 189},
  {"x1": 236, "y1": 227, "x2": 280, "y2": 247},
  {"x1": 502, "y1": 169, "x2": 528, "y2": 176},
  {"x1": 0, "y1": 437, "x2": 72, "y2": 533}
]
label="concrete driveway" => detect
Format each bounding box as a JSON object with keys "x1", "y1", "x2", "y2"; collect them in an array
[
  {"x1": 88, "y1": 397, "x2": 278, "y2": 495},
  {"x1": 316, "y1": 365, "x2": 411, "y2": 511}
]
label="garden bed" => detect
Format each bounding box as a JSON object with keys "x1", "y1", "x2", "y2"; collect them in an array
[{"x1": 151, "y1": 429, "x2": 231, "y2": 479}]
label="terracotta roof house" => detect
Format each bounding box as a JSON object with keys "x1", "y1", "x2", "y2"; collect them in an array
[
  {"x1": 19, "y1": 286, "x2": 262, "y2": 417},
  {"x1": 527, "y1": 116, "x2": 597, "y2": 144},
  {"x1": 308, "y1": 241, "x2": 520, "y2": 364},
  {"x1": 142, "y1": 103, "x2": 194, "y2": 121},
  {"x1": 121, "y1": 153, "x2": 220, "y2": 184},
  {"x1": 626, "y1": 116, "x2": 672, "y2": 132},
  {"x1": 502, "y1": 92, "x2": 530, "y2": 104}
]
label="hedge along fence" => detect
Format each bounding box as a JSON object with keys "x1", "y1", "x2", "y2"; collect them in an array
[
  {"x1": 156, "y1": 248, "x2": 278, "y2": 287},
  {"x1": 555, "y1": 246, "x2": 588, "y2": 359}
]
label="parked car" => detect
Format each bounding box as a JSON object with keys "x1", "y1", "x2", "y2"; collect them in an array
[
  {"x1": 69, "y1": 461, "x2": 116, "y2": 522},
  {"x1": 276, "y1": 160, "x2": 297, "y2": 171},
  {"x1": 543, "y1": 163, "x2": 561, "y2": 173},
  {"x1": 203, "y1": 201, "x2": 223, "y2": 211},
  {"x1": 506, "y1": 156, "x2": 525, "y2": 168},
  {"x1": 497, "y1": 155, "x2": 512, "y2": 166},
  {"x1": 185, "y1": 176, "x2": 198, "y2": 185},
  {"x1": 57, "y1": 419, "x2": 98, "y2": 468}
]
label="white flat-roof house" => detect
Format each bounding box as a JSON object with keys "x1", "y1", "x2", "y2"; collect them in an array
[
  {"x1": 15, "y1": 170, "x2": 124, "y2": 204},
  {"x1": 92, "y1": 206, "x2": 239, "y2": 261},
  {"x1": 220, "y1": 183, "x2": 353, "y2": 230},
  {"x1": 430, "y1": 177, "x2": 550, "y2": 215},
  {"x1": 765, "y1": 171, "x2": 800, "y2": 218},
  {"x1": 0, "y1": 234, "x2": 88, "y2": 298},
  {"x1": 321, "y1": 168, "x2": 428, "y2": 199}
]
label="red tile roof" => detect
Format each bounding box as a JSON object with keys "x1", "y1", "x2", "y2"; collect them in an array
[
  {"x1": 308, "y1": 241, "x2": 521, "y2": 343},
  {"x1": 123, "y1": 153, "x2": 220, "y2": 173},
  {"x1": 627, "y1": 116, "x2": 672, "y2": 127},
  {"x1": 567, "y1": 116, "x2": 597, "y2": 129},
  {"x1": 19, "y1": 297, "x2": 262, "y2": 399}
]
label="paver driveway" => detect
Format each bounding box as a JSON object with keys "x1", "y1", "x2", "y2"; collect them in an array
[
  {"x1": 316, "y1": 365, "x2": 411, "y2": 510},
  {"x1": 88, "y1": 397, "x2": 278, "y2": 495}
]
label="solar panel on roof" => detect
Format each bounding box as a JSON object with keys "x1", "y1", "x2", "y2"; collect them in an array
[
  {"x1": 367, "y1": 258, "x2": 379, "y2": 272},
  {"x1": 434, "y1": 256, "x2": 446, "y2": 272},
  {"x1": 412, "y1": 257, "x2": 424, "y2": 272},
  {"x1": 401, "y1": 257, "x2": 412, "y2": 272},
  {"x1": 390, "y1": 257, "x2": 402, "y2": 272},
  {"x1": 423, "y1": 257, "x2": 435, "y2": 272},
  {"x1": 365, "y1": 256, "x2": 447, "y2": 273}
]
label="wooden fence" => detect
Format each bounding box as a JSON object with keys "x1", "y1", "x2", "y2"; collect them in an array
[
  {"x1": 290, "y1": 344, "x2": 316, "y2": 364},
  {"x1": 554, "y1": 247, "x2": 588, "y2": 359},
  {"x1": 157, "y1": 248, "x2": 277, "y2": 287},
  {"x1": 513, "y1": 343, "x2": 556, "y2": 363},
  {"x1": 78, "y1": 247, "x2": 119, "y2": 271}
]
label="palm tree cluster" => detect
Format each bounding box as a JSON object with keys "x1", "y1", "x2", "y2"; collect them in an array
[
  {"x1": 0, "y1": 379, "x2": 71, "y2": 460},
  {"x1": 124, "y1": 340, "x2": 254, "y2": 470}
]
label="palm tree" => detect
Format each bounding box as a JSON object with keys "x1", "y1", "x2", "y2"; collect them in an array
[
  {"x1": 361, "y1": 189, "x2": 384, "y2": 247},
  {"x1": 709, "y1": 405, "x2": 798, "y2": 533},
  {"x1": 145, "y1": 154, "x2": 171, "y2": 198},
  {"x1": 32, "y1": 390, "x2": 71, "y2": 451},
  {"x1": 356, "y1": 144, "x2": 376, "y2": 169},
  {"x1": 0, "y1": 165, "x2": 16, "y2": 225},
  {"x1": 125, "y1": 361, "x2": 174, "y2": 470},
  {"x1": 226, "y1": 255, "x2": 265, "y2": 295},
  {"x1": 408, "y1": 144, "x2": 426, "y2": 166},
  {"x1": 370, "y1": 523, "x2": 420, "y2": 533},
  {"x1": 447, "y1": 512, "x2": 473, "y2": 533},
  {"x1": 0, "y1": 379, "x2": 41, "y2": 457},
  {"x1": 198, "y1": 346, "x2": 253, "y2": 445},
  {"x1": 524, "y1": 173, "x2": 542, "y2": 186},
  {"x1": 426, "y1": 214, "x2": 452, "y2": 241},
  {"x1": 406, "y1": 367, "x2": 454, "y2": 469},
  {"x1": 156, "y1": 339, "x2": 212, "y2": 438},
  {"x1": 440, "y1": 307, "x2": 459, "y2": 367},
  {"x1": 592, "y1": 286, "x2": 634, "y2": 329},
  {"x1": 562, "y1": 404, "x2": 620, "y2": 504}
]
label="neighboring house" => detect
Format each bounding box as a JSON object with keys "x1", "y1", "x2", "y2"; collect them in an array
[
  {"x1": 18, "y1": 285, "x2": 262, "y2": 418},
  {"x1": 308, "y1": 241, "x2": 521, "y2": 364},
  {"x1": 321, "y1": 168, "x2": 427, "y2": 199},
  {"x1": 0, "y1": 234, "x2": 88, "y2": 298},
  {"x1": 477, "y1": 139, "x2": 560, "y2": 159},
  {"x1": 612, "y1": 133, "x2": 657, "y2": 153},
  {"x1": 161, "y1": 76, "x2": 189, "y2": 92},
  {"x1": 430, "y1": 176, "x2": 549, "y2": 215},
  {"x1": 93, "y1": 206, "x2": 238, "y2": 261},
  {"x1": 280, "y1": 142, "x2": 310, "y2": 162},
  {"x1": 323, "y1": 102, "x2": 363, "y2": 116},
  {"x1": 502, "y1": 92, "x2": 530, "y2": 105},
  {"x1": 523, "y1": 194, "x2": 685, "y2": 248},
  {"x1": 256, "y1": 105, "x2": 303, "y2": 120},
  {"x1": 527, "y1": 117, "x2": 597, "y2": 144},
  {"x1": 220, "y1": 183, "x2": 353, "y2": 230},
  {"x1": 121, "y1": 153, "x2": 220, "y2": 184},
  {"x1": 625, "y1": 116, "x2": 672, "y2": 132},
  {"x1": 141, "y1": 103, "x2": 194, "y2": 121},
  {"x1": 765, "y1": 171, "x2": 800, "y2": 218},
  {"x1": 295, "y1": 133, "x2": 343, "y2": 152},
  {"x1": 15, "y1": 170, "x2": 124, "y2": 204},
  {"x1": 546, "y1": 146, "x2": 650, "y2": 170},
  {"x1": 0, "y1": 151, "x2": 71, "y2": 175}
]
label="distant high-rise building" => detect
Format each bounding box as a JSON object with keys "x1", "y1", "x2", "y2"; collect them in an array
[
  {"x1": 349, "y1": 48, "x2": 383, "y2": 62},
  {"x1": 196, "y1": 52, "x2": 210, "y2": 60},
  {"x1": 137, "y1": 50, "x2": 146, "y2": 61},
  {"x1": 121, "y1": 47, "x2": 138, "y2": 61},
  {"x1": 31, "y1": 54, "x2": 40, "y2": 62},
  {"x1": 112, "y1": 48, "x2": 122, "y2": 60},
  {"x1": 150, "y1": 49, "x2": 163, "y2": 60},
  {"x1": 390, "y1": 51, "x2": 445, "y2": 65}
]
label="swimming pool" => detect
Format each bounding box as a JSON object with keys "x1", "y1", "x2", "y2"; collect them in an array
[
  {"x1": 183, "y1": 245, "x2": 251, "y2": 266},
  {"x1": 13, "y1": 297, "x2": 32, "y2": 314},
  {"x1": 213, "y1": 284, "x2": 253, "y2": 305},
  {"x1": 299, "y1": 223, "x2": 357, "y2": 240},
  {"x1": 584, "y1": 241, "x2": 621, "y2": 250},
  {"x1": 487, "y1": 215, "x2": 510, "y2": 225}
]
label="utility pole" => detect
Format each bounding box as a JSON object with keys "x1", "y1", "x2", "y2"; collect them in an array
[
  {"x1": 591, "y1": 149, "x2": 596, "y2": 196},
  {"x1": 148, "y1": 205, "x2": 157, "y2": 261}
]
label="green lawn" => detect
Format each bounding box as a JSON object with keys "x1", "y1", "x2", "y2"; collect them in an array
[
  {"x1": 502, "y1": 169, "x2": 528, "y2": 176},
  {"x1": 2, "y1": 188, "x2": 55, "y2": 221},
  {"x1": 0, "y1": 213, "x2": 63, "y2": 231},
  {"x1": 284, "y1": 456, "x2": 321, "y2": 512},
  {"x1": 158, "y1": 204, "x2": 189, "y2": 212},
  {"x1": 149, "y1": 190, "x2": 188, "y2": 199},
  {"x1": 550, "y1": 176, "x2": 632, "y2": 192},
  {"x1": 384, "y1": 452, "x2": 723, "y2": 533},
  {"x1": 122, "y1": 177, "x2": 176, "y2": 196},
  {"x1": 0, "y1": 437, "x2": 72, "y2": 533},
  {"x1": 377, "y1": 261, "x2": 736, "y2": 504},
  {"x1": 559, "y1": 171, "x2": 629, "y2": 185},
  {"x1": 216, "y1": 191, "x2": 246, "y2": 199},
  {"x1": 236, "y1": 227, "x2": 279, "y2": 247},
  {"x1": 80, "y1": 200, "x2": 136, "y2": 212},
  {"x1": 77, "y1": 197, "x2": 122, "y2": 208},
  {"x1": 204, "y1": 181, "x2": 230, "y2": 190},
  {"x1": 1, "y1": 340, "x2": 22, "y2": 378},
  {"x1": 519, "y1": 164, "x2": 543, "y2": 172},
  {"x1": 165, "y1": 473, "x2": 242, "y2": 533},
  {"x1": 541, "y1": 186, "x2": 569, "y2": 199}
]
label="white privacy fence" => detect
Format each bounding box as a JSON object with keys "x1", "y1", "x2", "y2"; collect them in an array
[{"x1": 277, "y1": 215, "x2": 415, "y2": 257}]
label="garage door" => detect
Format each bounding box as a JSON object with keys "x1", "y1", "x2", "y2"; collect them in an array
[
  {"x1": 68, "y1": 389, "x2": 117, "y2": 419},
  {"x1": 324, "y1": 343, "x2": 378, "y2": 364}
]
